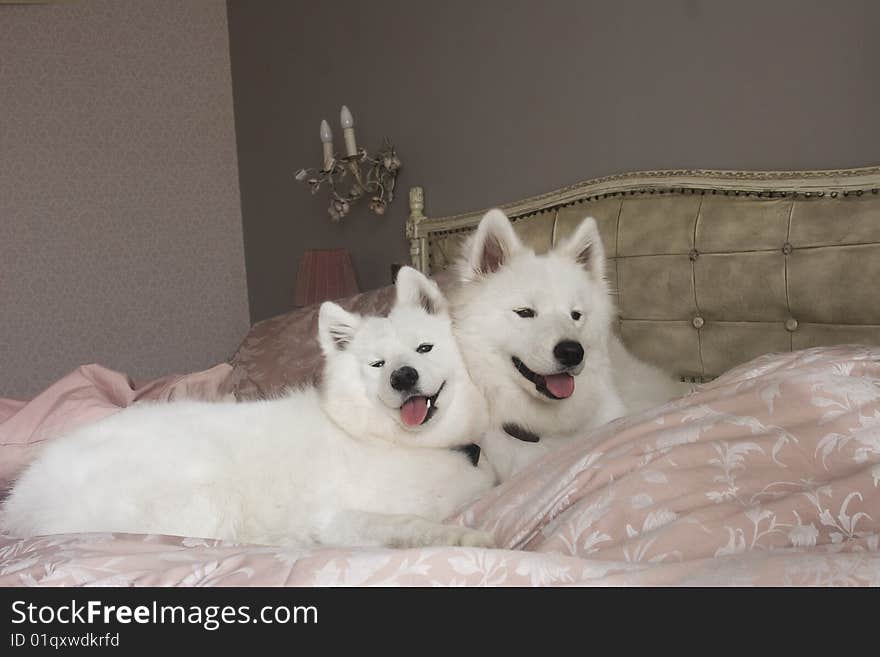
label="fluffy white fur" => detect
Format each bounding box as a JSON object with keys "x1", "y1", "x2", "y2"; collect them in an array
[
  {"x1": 450, "y1": 209, "x2": 688, "y2": 481},
  {"x1": 1, "y1": 267, "x2": 495, "y2": 548}
]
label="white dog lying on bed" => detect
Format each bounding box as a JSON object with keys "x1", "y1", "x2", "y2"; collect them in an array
[
  {"x1": 1, "y1": 267, "x2": 495, "y2": 548},
  {"x1": 451, "y1": 209, "x2": 688, "y2": 481}
]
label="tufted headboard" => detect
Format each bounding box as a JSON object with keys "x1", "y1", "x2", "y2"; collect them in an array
[{"x1": 406, "y1": 167, "x2": 880, "y2": 382}]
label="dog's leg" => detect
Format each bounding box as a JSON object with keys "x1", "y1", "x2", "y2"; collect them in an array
[{"x1": 316, "y1": 510, "x2": 495, "y2": 549}]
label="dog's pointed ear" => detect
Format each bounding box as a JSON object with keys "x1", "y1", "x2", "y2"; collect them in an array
[
  {"x1": 318, "y1": 302, "x2": 362, "y2": 354},
  {"x1": 464, "y1": 208, "x2": 523, "y2": 279},
  {"x1": 395, "y1": 266, "x2": 448, "y2": 315},
  {"x1": 556, "y1": 217, "x2": 606, "y2": 279}
]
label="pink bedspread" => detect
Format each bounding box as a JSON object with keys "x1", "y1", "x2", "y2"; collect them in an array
[{"x1": 2, "y1": 347, "x2": 879, "y2": 586}]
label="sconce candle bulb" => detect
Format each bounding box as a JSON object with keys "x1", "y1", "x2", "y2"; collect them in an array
[
  {"x1": 340, "y1": 105, "x2": 358, "y2": 157},
  {"x1": 320, "y1": 120, "x2": 333, "y2": 143},
  {"x1": 320, "y1": 120, "x2": 334, "y2": 170},
  {"x1": 340, "y1": 105, "x2": 354, "y2": 129}
]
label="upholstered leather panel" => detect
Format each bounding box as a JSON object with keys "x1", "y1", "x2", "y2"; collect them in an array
[
  {"x1": 424, "y1": 182, "x2": 880, "y2": 380},
  {"x1": 620, "y1": 321, "x2": 701, "y2": 377},
  {"x1": 789, "y1": 196, "x2": 880, "y2": 246},
  {"x1": 617, "y1": 256, "x2": 695, "y2": 319},
  {"x1": 699, "y1": 323, "x2": 792, "y2": 377},
  {"x1": 788, "y1": 244, "x2": 880, "y2": 323},
  {"x1": 696, "y1": 197, "x2": 791, "y2": 251},
  {"x1": 695, "y1": 252, "x2": 788, "y2": 321},
  {"x1": 793, "y1": 324, "x2": 880, "y2": 349},
  {"x1": 618, "y1": 195, "x2": 701, "y2": 256}
]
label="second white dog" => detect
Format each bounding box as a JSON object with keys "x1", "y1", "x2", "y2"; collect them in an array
[
  {"x1": 450, "y1": 209, "x2": 687, "y2": 481},
  {"x1": 1, "y1": 267, "x2": 495, "y2": 548}
]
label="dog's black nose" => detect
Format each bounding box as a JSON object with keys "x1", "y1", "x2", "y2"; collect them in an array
[
  {"x1": 554, "y1": 341, "x2": 584, "y2": 367},
  {"x1": 390, "y1": 366, "x2": 419, "y2": 391}
]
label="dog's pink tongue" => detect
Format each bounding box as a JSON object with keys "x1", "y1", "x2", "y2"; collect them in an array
[
  {"x1": 401, "y1": 396, "x2": 429, "y2": 426},
  {"x1": 544, "y1": 374, "x2": 575, "y2": 399}
]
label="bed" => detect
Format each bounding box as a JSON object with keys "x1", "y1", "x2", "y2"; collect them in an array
[{"x1": 2, "y1": 166, "x2": 879, "y2": 586}]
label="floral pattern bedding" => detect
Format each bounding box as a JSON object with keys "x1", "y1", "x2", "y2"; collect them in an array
[{"x1": 1, "y1": 345, "x2": 879, "y2": 586}]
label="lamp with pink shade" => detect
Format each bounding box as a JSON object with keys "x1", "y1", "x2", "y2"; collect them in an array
[{"x1": 293, "y1": 249, "x2": 360, "y2": 308}]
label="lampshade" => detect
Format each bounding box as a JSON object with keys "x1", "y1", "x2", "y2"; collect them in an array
[{"x1": 294, "y1": 249, "x2": 360, "y2": 307}]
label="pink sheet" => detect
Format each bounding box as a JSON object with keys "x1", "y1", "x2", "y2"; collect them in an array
[{"x1": 1, "y1": 346, "x2": 878, "y2": 586}]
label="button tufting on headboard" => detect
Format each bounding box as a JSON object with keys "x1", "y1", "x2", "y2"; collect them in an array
[{"x1": 407, "y1": 167, "x2": 880, "y2": 380}]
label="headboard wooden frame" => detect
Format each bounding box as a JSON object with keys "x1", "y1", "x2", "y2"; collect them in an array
[
  {"x1": 405, "y1": 166, "x2": 880, "y2": 382},
  {"x1": 406, "y1": 166, "x2": 880, "y2": 275}
]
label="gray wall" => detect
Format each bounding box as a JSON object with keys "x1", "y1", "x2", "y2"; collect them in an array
[
  {"x1": 227, "y1": 0, "x2": 880, "y2": 323},
  {"x1": 0, "y1": 1, "x2": 250, "y2": 398}
]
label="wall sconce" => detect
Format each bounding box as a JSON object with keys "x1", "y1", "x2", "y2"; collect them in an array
[{"x1": 295, "y1": 106, "x2": 401, "y2": 222}]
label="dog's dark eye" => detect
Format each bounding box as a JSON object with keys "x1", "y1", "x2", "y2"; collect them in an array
[
  {"x1": 416, "y1": 343, "x2": 433, "y2": 353},
  {"x1": 370, "y1": 360, "x2": 385, "y2": 368},
  {"x1": 514, "y1": 308, "x2": 536, "y2": 318},
  {"x1": 571, "y1": 311, "x2": 582, "y2": 321}
]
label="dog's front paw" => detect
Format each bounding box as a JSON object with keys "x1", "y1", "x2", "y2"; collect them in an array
[
  {"x1": 443, "y1": 526, "x2": 495, "y2": 548},
  {"x1": 384, "y1": 519, "x2": 496, "y2": 549}
]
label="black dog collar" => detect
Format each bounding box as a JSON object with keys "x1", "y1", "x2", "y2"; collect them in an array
[
  {"x1": 502, "y1": 422, "x2": 541, "y2": 443},
  {"x1": 455, "y1": 443, "x2": 481, "y2": 466}
]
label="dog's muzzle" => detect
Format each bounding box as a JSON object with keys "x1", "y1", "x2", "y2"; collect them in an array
[{"x1": 511, "y1": 356, "x2": 576, "y2": 400}]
